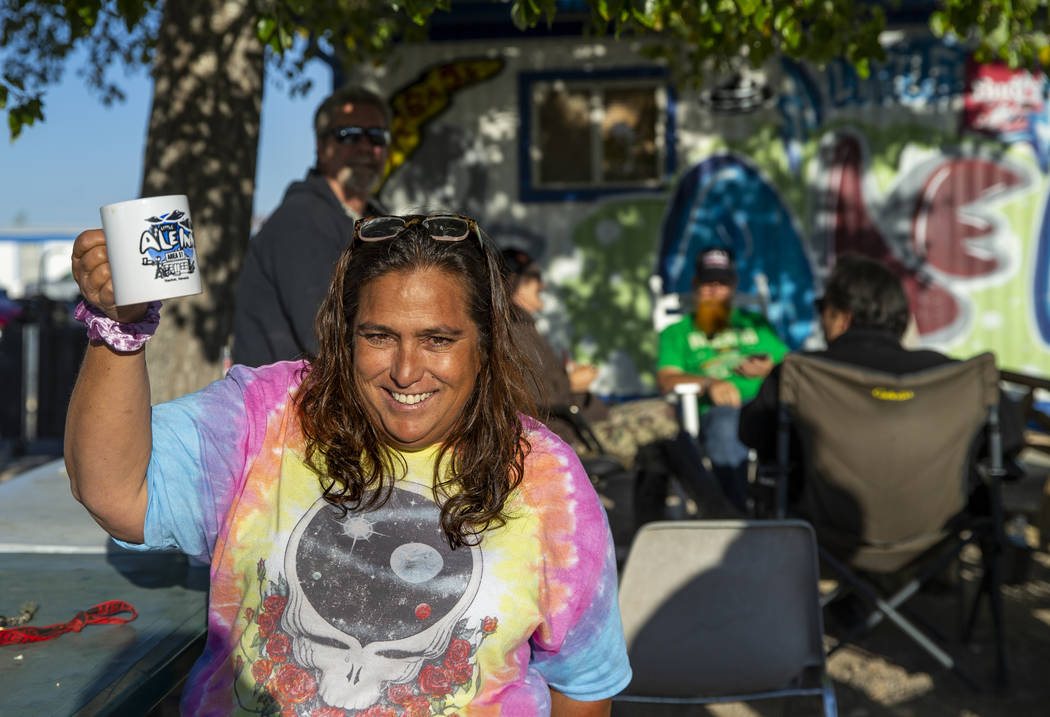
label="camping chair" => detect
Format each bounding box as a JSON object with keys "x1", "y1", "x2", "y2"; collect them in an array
[
  {"x1": 616, "y1": 520, "x2": 838, "y2": 715},
  {"x1": 774, "y1": 352, "x2": 1009, "y2": 689},
  {"x1": 648, "y1": 273, "x2": 769, "y2": 514}
]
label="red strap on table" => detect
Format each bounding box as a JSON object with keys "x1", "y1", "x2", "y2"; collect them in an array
[{"x1": 0, "y1": 601, "x2": 137, "y2": 646}]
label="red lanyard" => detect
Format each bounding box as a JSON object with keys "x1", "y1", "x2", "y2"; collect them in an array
[{"x1": 0, "y1": 601, "x2": 137, "y2": 646}]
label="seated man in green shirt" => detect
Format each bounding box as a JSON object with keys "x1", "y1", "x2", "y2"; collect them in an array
[{"x1": 656, "y1": 247, "x2": 789, "y2": 510}]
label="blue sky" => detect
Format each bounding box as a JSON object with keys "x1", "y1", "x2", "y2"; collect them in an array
[{"x1": 0, "y1": 53, "x2": 333, "y2": 231}]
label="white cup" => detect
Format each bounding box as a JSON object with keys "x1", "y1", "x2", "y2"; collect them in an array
[{"x1": 100, "y1": 195, "x2": 204, "y2": 306}]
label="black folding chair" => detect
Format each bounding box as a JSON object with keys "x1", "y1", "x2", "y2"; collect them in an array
[
  {"x1": 771, "y1": 352, "x2": 1009, "y2": 689},
  {"x1": 616, "y1": 519, "x2": 838, "y2": 715}
]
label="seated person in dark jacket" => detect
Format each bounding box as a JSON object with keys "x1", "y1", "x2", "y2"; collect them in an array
[
  {"x1": 739, "y1": 253, "x2": 1024, "y2": 503},
  {"x1": 503, "y1": 248, "x2": 676, "y2": 469}
]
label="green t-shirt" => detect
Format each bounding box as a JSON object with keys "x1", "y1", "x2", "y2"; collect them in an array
[{"x1": 657, "y1": 308, "x2": 789, "y2": 408}]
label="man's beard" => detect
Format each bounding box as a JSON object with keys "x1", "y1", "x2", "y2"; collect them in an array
[
  {"x1": 694, "y1": 298, "x2": 731, "y2": 338},
  {"x1": 336, "y1": 162, "x2": 382, "y2": 197}
]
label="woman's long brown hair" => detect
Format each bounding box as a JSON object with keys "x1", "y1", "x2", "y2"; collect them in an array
[{"x1": 296, "y1": 223, "x2": 539, "y2": 548}]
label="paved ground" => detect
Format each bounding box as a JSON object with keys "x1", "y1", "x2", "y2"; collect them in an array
[{"x1": 0, "y1": 453, "x2": 59, "y2": 483}]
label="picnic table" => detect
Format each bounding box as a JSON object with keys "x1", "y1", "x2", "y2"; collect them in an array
[{"x1": 0, "y1": 459, "x2": 207, "y2": 716}]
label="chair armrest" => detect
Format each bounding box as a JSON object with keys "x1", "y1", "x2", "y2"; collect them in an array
[
  {"x1": 669, "y1": 382, "x2": 703, "y2": 438},
  {"x1": 547, "y1": 403, "x2": 606, "y2": 455}
]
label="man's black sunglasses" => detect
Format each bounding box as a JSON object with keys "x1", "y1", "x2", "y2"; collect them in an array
[{"x1": 330, "y1": 126, "x2": 391, "y2": 147}]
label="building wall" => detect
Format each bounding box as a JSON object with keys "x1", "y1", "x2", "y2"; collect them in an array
[
  {"x1": 0, "y1": 231, "x2": 78, "y2": 298},
  {"x1": 366, "y1": 32, "x2": 1050, "y2": 395}
]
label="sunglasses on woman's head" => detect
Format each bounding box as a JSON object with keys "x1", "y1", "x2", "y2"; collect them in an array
[
  {"x1": 330, "y1": 126, "x2": 391, "y2": 147},
  {"x1": 353, "y1": 214, "x2": 483, "y2": 247}
]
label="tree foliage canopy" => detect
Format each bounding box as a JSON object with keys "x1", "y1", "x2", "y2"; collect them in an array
[{"x1": 2, "y1": 0, "x2": 1048, "y2": 138}]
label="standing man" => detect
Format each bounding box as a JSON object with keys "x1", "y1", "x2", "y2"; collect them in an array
[
  {"x1": 233, "y1": 84, "x2": 391, "y2": 366},
  {"x1": 657, "y1": 247, "x2": 789, "y2": 510}
]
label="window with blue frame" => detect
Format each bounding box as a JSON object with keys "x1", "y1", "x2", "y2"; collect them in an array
[{"x1": 519, "y1": 68, "x2": 675, "y2": 201}]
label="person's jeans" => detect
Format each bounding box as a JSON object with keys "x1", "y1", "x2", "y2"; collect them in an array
[{"x1": 700, "y1": 404, "x2": 750, "y2": 512}]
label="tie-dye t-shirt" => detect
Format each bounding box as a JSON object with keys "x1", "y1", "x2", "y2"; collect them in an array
[{"x1": 127, "y1": 361, "x2": 631, "y2": 715}]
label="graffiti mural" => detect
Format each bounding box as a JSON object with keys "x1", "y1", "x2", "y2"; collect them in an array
[
  {"x1": 654, "y1": 35, "x2": 1050, "y2": 376},
  {"x1": 383, "y1": 58, "x2": 505, "y2": 188},
  {"x1": 374, "y1": 35, "x2": 1050, "y2": 395},
  {"x1": 814, "y1": 132, "x2": 1029, "y2": 345}
]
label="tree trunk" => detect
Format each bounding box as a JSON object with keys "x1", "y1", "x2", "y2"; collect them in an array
[{"x1": 140, "y1": 0, "x2": 264, "y2": 404}]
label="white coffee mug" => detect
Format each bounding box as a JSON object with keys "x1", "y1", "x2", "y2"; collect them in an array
[{"x1": 100, "y1": 195, "x2": 204, "y2": 306}]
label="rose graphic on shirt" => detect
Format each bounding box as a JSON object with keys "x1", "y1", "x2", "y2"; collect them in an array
[{"x1": 232, "y1": 483, "x2": 498, "y2": 716}]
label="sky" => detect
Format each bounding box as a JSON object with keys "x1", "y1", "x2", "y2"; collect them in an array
[{"x1": 0, "y1": 51, "x2": 334, "y2": 231}]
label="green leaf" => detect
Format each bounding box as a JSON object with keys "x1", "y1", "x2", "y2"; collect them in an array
[
  {"x1": 782, "y1": 18, "x2": 801, "y2": 49},
  {"x1": 510, "y1": 1, "x2": 529, "y2": 30},
  {"x1": 736, "y1": 0, "x2": 760, "y2": 16},
  {"x1": 930, "y1": 11, "x2": 948, "y2": 37},
  {"x1": 7, "y1": 100, "x2": 40, "y2": 140},
  {"x1": 754, "y1": 4, "x2": 771, "y2": 28},
  {"x1": 77, "y1": 4, "x2": 99, "y2": 28},
  {"x1": 0, "y1": 85, "x2": 6, "y2": 110},
  {"x1": 277, "y1": 22, "x2": 293, "y2": 50},
  {"x1": 1006, "y1": 46, "x2": 1021, "y2": 68},
  {"x1": 255, "y1": 16, "x2": 275, "y2": 43},
  {"x1": 632, "y1": 5, "x2": 655, "y2": 27}
]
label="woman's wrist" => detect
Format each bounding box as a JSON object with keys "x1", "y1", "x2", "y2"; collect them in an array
[{"x1": 74, "y1": 300, "x2": 162, "y2": 353}]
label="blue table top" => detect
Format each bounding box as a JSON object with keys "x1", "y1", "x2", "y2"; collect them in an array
[
  {"x1": 0, "y1": 459, "x2": 210, "y2": 714},
  {"x1": 0, "y1": 547, "x2": 208, "y2": 715}
]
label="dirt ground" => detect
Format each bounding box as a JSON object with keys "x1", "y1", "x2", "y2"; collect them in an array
[
  {"x1": 613, "y1": 462, "x2": 1050, "y2": 717},
  {"x1": 613, "y1": 548, "x2": 1050, "y2": 717}
]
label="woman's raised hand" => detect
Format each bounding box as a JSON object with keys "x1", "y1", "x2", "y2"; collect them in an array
[{"x1": 71, "y1": 229, "x2": 149, "y2": 323}]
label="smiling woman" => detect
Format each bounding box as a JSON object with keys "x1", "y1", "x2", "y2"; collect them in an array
[
  {"x1": 352, "y1": 269, "x2": 482, "y2": 451},
  {"x1": 298, "y1": 220, "x2": 527, "y2": 548},
  {"x1": 63, "y1": 214, "x2": 631, "y2": 715}
]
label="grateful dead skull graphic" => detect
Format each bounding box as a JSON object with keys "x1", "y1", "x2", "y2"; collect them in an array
[{"x1": 279, "y1": 482, "x2": 483, "y2": 711}]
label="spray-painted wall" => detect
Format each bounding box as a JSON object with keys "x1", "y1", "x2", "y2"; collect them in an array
[{"x1": 366, "y1": 32, "x2": 1050, "y2": 396}]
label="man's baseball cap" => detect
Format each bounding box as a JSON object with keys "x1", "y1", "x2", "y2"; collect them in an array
[{"x1": 695, "y1": 247, "x2": 737, "y2": 284}]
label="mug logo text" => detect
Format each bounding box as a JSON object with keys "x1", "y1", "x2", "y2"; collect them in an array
[{"x1": 139, "y1": 209, "x2": 196, "y2": 282}]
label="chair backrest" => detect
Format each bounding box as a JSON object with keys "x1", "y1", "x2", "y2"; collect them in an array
[
  {"x1": 619, "y1": 520, "x2": 827, "y2": 697},
  {"x1": 650, "y1": 274, "x2": 688, "y2": 334},
  {"x1": 778, "y1": 352, "x2": 1000, "y2": 571},
  {"x1": 649, "y1": 273, "x2": 771, "y2": 335}
]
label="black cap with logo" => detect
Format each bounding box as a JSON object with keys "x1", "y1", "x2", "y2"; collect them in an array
[{"x1": 694, "y1": 247, "x2": 737, "y2": 285}]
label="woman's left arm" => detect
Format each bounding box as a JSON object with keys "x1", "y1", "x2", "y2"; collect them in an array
[
  {"x1": 528, "y1": 438, "x2": 632, "y2": 708},
  {"x1": 550, "y1": 690, "x2": 611, "y2": 717}
]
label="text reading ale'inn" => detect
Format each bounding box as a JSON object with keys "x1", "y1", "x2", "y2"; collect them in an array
[{"x1": 139, "y1": 209, "x2": 197, "y2": 282}]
